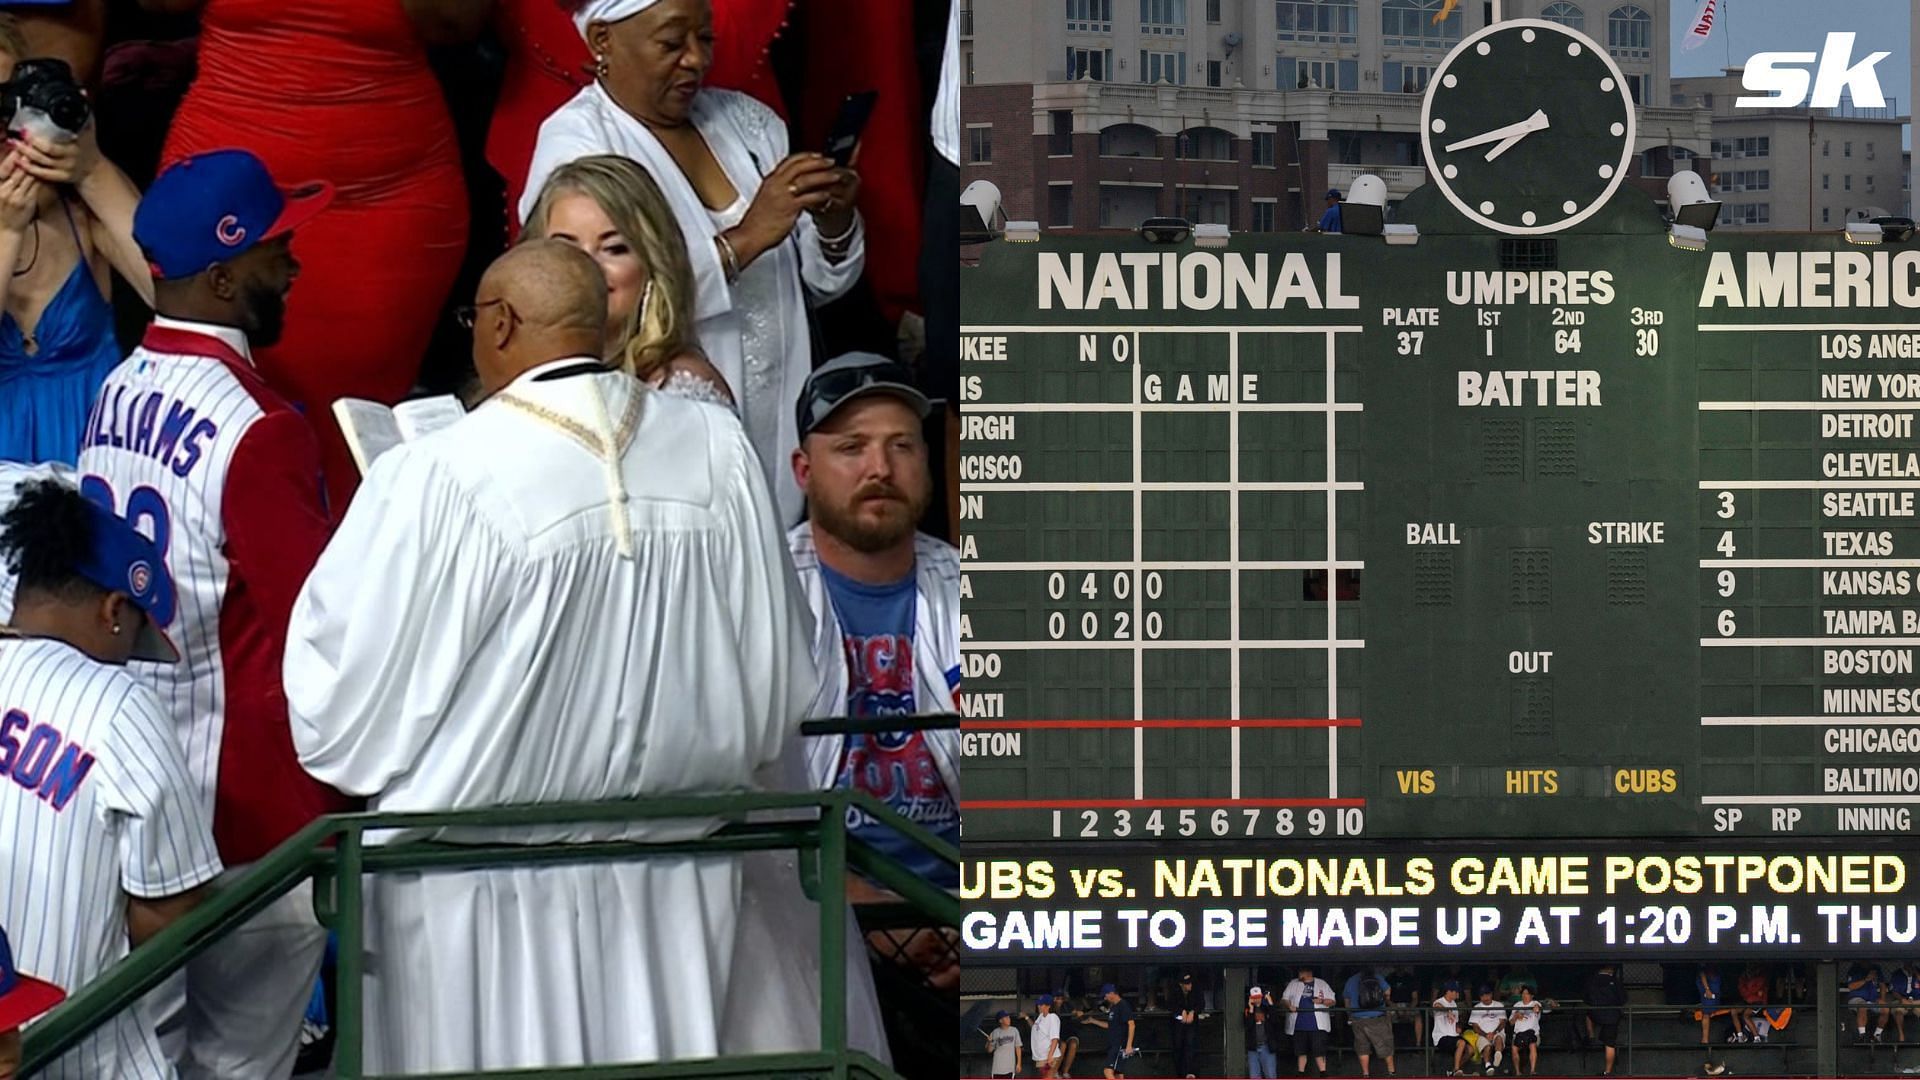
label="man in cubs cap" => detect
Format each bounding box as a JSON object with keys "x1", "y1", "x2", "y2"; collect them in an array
[
  {"x1": 86, "y1": 145, "x2": 348, "y2": 1077},
  {"x1": 132, "y1": 149, "x2": 333, "y2": 349}
]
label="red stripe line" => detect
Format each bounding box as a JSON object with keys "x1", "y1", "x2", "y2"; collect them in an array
[
  {"x1": 961, "y1": 798, "x2": 1367, "y2": 809},
  {"x1": 962, "y1": 717, "x2": 1361, "y2": 730}
]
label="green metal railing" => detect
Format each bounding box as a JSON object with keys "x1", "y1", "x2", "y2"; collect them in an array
[{"x1": 22, "y1": 788, "x2": 958, "y2": 1079}]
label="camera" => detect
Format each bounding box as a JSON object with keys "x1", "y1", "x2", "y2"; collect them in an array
[{"x1": 1, "y1": 58, "x2": 90, "y2": 143}]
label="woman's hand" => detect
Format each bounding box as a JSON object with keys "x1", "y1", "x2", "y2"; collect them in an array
[
  {"x1": 0, "y1": 155, "x2": 42, "y2": 234},
  {"x1": 811, "y1": 147, "x2": 862, "y2": 239},
  {"x1": 727, "y1": 152, "x2": 841, "y2": 266},
  {"x1": 12, "y1": 123, "x2": 101, "y2": 188}
]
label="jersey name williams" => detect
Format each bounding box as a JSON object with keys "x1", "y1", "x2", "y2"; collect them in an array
[
  {"x1": 1039, "y1": 251, "x2": 1360, "y2": 311},
  {"x1": 81, "y1": 384, "x2": 220, "y2": 479}
]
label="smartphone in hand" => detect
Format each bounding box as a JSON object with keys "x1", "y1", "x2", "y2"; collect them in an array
[{"x1": 825, "y1": 90, "x2": 878, "y2": 168}]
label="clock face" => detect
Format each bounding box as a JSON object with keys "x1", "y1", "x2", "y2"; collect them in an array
[{"x1": 1420, "y1": 19, "x2": 1637, "y2": 235}]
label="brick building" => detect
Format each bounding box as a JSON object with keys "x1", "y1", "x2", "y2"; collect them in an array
[{"x1": 960, "y1": 0, "x2": 1711, "y2": 233}]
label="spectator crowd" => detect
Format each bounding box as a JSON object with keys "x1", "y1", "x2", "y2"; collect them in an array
[{"x1": 0, "y1": 0, "x2": 959, "y2": 1075}]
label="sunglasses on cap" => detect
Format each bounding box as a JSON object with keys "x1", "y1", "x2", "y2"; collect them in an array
[{"x1": 795, "y1": 356, "x2": 931, "y2": 440}]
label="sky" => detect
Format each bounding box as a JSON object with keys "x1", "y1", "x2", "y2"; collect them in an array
[{"x1": 1667, "y1": 0, "x2": 1911, "y2": 148}]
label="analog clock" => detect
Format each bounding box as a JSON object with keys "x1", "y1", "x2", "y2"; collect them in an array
[{"x1": 1420, "y1": 18, "x2": 1637, "y2": 235}]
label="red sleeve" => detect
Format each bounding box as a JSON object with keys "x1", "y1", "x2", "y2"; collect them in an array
[{"x1": 222, "y1": 412, "x2": 333, "y2": 636}]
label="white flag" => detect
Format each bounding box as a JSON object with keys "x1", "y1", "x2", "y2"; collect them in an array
[{"x1": 1682, "y1": 0, "x2": 1718, "y2": 51}]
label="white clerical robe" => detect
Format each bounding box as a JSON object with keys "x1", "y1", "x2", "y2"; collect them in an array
[
  {"x1": 523, "y1": 84, "x2": 867, "y2": 526},
  {"x1": 283, "y1": 360, "x2": 812, "y2": 1073}
]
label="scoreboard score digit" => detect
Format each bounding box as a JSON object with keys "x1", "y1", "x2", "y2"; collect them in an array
[{"x1": 959, "y1": 229, "x2": 1920, "y2": 842}]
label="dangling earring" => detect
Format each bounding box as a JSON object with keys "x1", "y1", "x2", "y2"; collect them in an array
[
  {"x1": 595, "y1": 54, "x2": 611, "y2": 79},
  {"x1": 111, "y1": 622, "x2": 121, "y2": 635}
]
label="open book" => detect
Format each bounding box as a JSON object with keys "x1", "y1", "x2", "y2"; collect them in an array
[{"x1": 332, "y1": 395, "x2": 467, "y2": 474}]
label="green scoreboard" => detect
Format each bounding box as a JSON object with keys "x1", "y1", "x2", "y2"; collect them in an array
[{"x1": 958, "y1": 211, "x2": 1920, "y2": 844}]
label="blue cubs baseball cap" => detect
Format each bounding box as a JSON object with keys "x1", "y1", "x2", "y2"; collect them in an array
[
  {"x1": 1100, "y1": 983, "x2": 1117, "y2": 995},
  {"x1": 71, "y1": 498, "x2": 178, "y2": 663},
  {"x1": 134, "y1": 149, "x2": 334, "y2": 281},
  {"x1": 0, "y1": 926, "x2": 65, "y2": 1032},
  {"x1": 1036, "y1": 993, "x2": 1054, "y2": 1007}
]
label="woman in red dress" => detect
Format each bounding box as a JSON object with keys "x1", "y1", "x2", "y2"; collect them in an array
[{"x1": 145, "y1": 0, "x2": 471, "y2": 510}]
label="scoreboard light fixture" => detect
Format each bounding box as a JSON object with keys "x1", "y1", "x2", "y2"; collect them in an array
[
  {"x1": 1193, "y1": 222, "x2": 1231, "y2": 248},
  {"x1": 1668, "y1": 224, "x2": 1708, "y2": 252},
  {"x1": 1382, "y1": 223, "x2": 1420, "y2": 245},
  {"x1": 1138, "y1": 216, "x2": 1193, "y2": 244},
  {"x1": 1873, "y1": 217, "x2": 1916, "y2": 243},
  {"x1": 1665, "y1": 170, "x2": 1721, "y2": 232},
  {"x1": 1003, "y1": 220, "x2": 1042, "y2": 243},
  {"x1": 1339, "y1": 173, "x2": 1388, "y2": 237},
  {"x1": 960, "y1": 179, "x2": 1005, "y2": 243},
  {"x1": 1844, "y1": 221, "x2": 1884, "y2": 246}
]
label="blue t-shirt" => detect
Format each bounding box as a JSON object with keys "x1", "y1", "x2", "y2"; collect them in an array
[
  {"x1": 821, "y1": 563, "x2": 959, "y2": 887},
  {"x1": 1317, "y1": 204, "x2": 1343, "y2": 232},
  {"x1": 1699, "y1": 969, "x2": 1722, "y2": 1004},
  {"x1": 1295, "y1": 985, "x2": 1320, "y2": 1031}
]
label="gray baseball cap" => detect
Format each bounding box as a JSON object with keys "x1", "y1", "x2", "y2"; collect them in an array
[{"x1": 796, "y1": 352, "x2": 931, "y2": 440}]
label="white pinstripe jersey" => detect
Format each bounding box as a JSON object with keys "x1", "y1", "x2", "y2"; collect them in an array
[
  {"x1": 77, "y1": 319, "x2": 343, "y2": 865},
  {"x1": 0, "y1": 635, "x2": 221, "y2": 1079}
]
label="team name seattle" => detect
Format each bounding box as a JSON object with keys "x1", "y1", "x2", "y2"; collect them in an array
[{"x1": 81, "y1": 384, "x2": 219, "y2": 478}]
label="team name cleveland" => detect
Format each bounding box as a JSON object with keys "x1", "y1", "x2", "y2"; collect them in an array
[{"x1": 82, "y1": 385, "x2": 219, "y2": 478}]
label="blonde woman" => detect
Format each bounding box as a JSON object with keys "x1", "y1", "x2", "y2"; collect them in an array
[{"x1": 522, "y1": 154, "x2": 733, "y2": 406}]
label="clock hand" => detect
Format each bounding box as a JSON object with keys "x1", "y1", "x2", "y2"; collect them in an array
[{"x1": 1443, "y1": 109, "x2": 1550, "y2": 155}]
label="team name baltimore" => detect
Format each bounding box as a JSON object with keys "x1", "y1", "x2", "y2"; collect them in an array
[{"x1": 81, "y1": 385, "x2": 219, "y2": 478}]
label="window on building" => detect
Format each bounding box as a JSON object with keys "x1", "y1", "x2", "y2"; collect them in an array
[
  {"x1": 1703, "y1": 93, "x2": 1713, "y2": 108},
  {"x1": 1719, "y1": 202, "x2": 1770, "y2": 226},
  {"x1": 1252, "y1": 201, "x2": 1277, "y2": 232},
  {"x1": 1067, "y1": 0, "x2": 1112, "y2": 31},
  {"x1": 1252, "y1": 130, "x2": 1277, "y2": 166},
  {"x1": 964, "y1": 47, "x2": 974, "y2": 84},
  {"x1": 1541, "y1": 1, "x2": 1584, "y2": 29},
  {"x1": 1823, "y1": 207, "x2": 1831, "y2": 224},
  {"x1": 1049, "y1": 110, "x2": 1073, "y2": 155},
  {"x1": 1049, "y1": 185, "x2": 1073, "y2": 227},
  {"x1": 1823, "y1": 140, "x2": 1831, "y2": 157},
  {"x1": 1844, "y1": 141, "x2": 1853, "y2": 157},
  {"x1": 1382, "y1": 0, "x2": 1462, "y2": 47},
  {"x1": 1867, "y1": 141, "x2": 1876, "y2": 160},
  {"x1": 1279, "y1": 56, "x2": 1356, "y2": 90},
  {"x1": 1207, "y1": 0, "x2": 1221, "y2": 20},
  {"x1": 1607, "y1": 5, "x2": 1651, "y2": 60},
  {"x1": 1140, "y1": 0, "x2": 1187, "y2": 34},
  {"x1": 1066, "y1": 47, "x2": 1112, "y2": 80},
  {"x1": 1845, "y1": 175, "x2": 1852, "y2": 190},
  {"x1": 967, "y1": 126, "x2": 991, "y2": 163},
  {"x1": 1823, "y1": 174, "x2": 1830, "y2": 190},
  {"x1": 1868, "y1": 175, "x2": 1876, "y2": 191},
  {"x1": 1382, "y1": 62, "x2": 1436, "y2": 94},
  {"x1": 1274, "y1": 0, "x2": 1358, "y2": 43},
  {"x1": 1207, "y1": 59, "x2": 1223, "y2": 86},
  {"x1": 1623, "y1": 73, "x2": 1643, "y2": 104},
  {"x1": 1713, "y1": 136, "x2": 1769, "y2": 159},
  {"x1": 1178, "y1": 127, "x2": 1234, "y2": 160},
  {"x1": 1140, "y1": 50, "x2": 1187, "y2": 84},
  {"x1": 1718, "y1": 169, "x2": 1769, "y2": 192},
  {"x1": 1098, "y1": 123, "x2": 1158, "y2": 156}
]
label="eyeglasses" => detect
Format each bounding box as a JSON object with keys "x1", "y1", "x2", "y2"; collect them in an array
[
  {"x1": 455, "y1": 296, "x2": 515, "y2": 331},
  {"x1": 795, "y1": 360, "x2": 925, "y2": 438}
]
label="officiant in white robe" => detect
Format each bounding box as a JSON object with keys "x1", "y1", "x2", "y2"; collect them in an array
[
  {"x1": 283, "y1": 242, "x2": 812, "y2": 1072},
  {"x1": 523, "y1": 0, "x2": 867, "y2": 527}
]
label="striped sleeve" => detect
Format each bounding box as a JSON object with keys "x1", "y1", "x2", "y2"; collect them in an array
[{"x1": 102, "y1": 682, "x2": 223, "y2": 898}]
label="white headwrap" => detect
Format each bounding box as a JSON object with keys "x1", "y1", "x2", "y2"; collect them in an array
[{"x1": 573, "y1": 0, "x2": 662, "y2": 38}]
